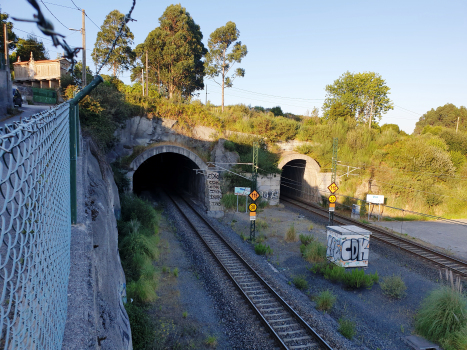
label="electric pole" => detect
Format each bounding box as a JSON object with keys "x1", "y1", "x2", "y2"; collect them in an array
[
  {"x1": 82, "y1": 9, "x2": 86, "y2": 87},
  {"x1": 3, "y1": 24, "x2": 7, "y2": 64},
  {"x1": 141, "y1": 69, "x2": 144, "y2": 96},
  {"x1": 145, "y1": 51, "x2": 148, "y2": 96},
  {"x1": 69, "y1": 10, "x2": 86, "y2": 87},
  {"x1": 456, "y1": 116, "x2": 460, "y2": 133},
  {"x1": 4, "y1": 23, "x2": 13, "y2": 108}
]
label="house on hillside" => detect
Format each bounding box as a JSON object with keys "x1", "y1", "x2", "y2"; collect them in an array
[{"x1": 13, "y1": 53, "x2": 71, "y2": 89}]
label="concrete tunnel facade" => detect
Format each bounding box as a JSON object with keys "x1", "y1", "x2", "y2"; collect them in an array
[
  {"x1": 127, "y1": 145, "x2": 222, "y2": 215},
  {"x1": 278, "y1": 153, "x2": 323, "y2": 203}
]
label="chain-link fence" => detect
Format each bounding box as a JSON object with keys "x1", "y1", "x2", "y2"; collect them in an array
[{"x1": 0, "y1": 103, "x2": 71, "y2": 349}]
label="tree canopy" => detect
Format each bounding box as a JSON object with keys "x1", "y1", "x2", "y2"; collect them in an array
[
  {"x1": 10, "y1": 36, "x2": 49, "y2": 63},
  {"x1": 92, "y1": 10, "x2": 135, "y2": 76},
  {"x1": 414, "y1": 103, "x2": 466, "y2": 134},
  {"x1": 133, "y1": 4, "x2": 207, "y2": 98},
  {"x1": 1, "y1": 13, "x2": 18, "y2": 52},
  {"x1": 205, "y1": 21, "x2": 247, "y2": 111},
  {"x1": 323, "y1": 71, "x2": 393, "y2": 124}
]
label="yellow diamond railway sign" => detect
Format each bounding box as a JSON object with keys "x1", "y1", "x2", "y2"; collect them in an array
[
  {"x1": 328, "y1": 182, "x2": 339, "y2": 194},
  {"x1": 249, "y1": 190, "x2": 260, "y2": 202}
]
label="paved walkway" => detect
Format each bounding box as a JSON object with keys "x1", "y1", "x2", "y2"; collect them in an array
[
  {"x1": 373, "y1": 219, "x2": 467, "y2": 261},
  {"x1": 0, "y1": 104, "x2": 50, "y2": 126}
]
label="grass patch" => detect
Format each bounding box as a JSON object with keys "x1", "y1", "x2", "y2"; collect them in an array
[
  {"x1": 308, "y1": 224, "x2": 314, "y2": 231},
  {"x1": 311, "y1": 262, "x2": 378, "y2": 289},
  {"x1": 415, "y1": 286, "x2": 467, "y2": 350},
  {"x1": 182, "y1": 311, "x2": 188, "y2": 318},
  {"x1": 380, "y1": 275, "x2": 407, "y2": 299},
  {"x1": 256, "y1": 219, "x2": 269, "y2": 232},
  {"x1": 285, "y1": 223, "x2": 297, "y2": 242},
  {"x1": 316, "y1": 290, "x2": 336, "y2": 312},
  {"x1": 205, "y1": 335, "x2": 218, "y2": 348},
  {"x1": 338, "y1": 318, "x2": 356, "y2": 339},
  {"x1": 292, "y1": 275, "x2": 308, "y2": 290},
  {"x1": 301, "y1": 241, "x2": 326, "y2": 263},
  {"x1": 299, "y1": 233, "x2": 315, "y2": 245},
  {"x1": 117, "y1": 193, "x2": 161, "y2": 349},
  {"x1": 254, "y1": 243, "x2": 273, "y2": 255},
  {"x1": 173, "y1": 267, "x2": 179, "y2": 277}
]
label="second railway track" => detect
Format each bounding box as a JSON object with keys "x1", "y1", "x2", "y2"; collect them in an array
[
  {"x1": 167, "y1": 192, "x2": 333, "y2": 350},
  {"x1": 281, "y1": 195, "x2": 467, "y2": 279}
]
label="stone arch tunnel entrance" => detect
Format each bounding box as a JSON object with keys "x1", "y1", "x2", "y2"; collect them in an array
[
  {"x1": 128, "y1": 145, "x2": 221, "y2": 214},
  {"x1": 278, "y1": 153, "x2": 324, "y2": 203}
]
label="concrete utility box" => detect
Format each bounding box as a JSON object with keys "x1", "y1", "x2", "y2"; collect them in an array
[{"x1": 326, "y1": 225, "x2": 372, "y2": 268}]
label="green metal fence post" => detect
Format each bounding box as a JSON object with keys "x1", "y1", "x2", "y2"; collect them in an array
[
  {"x1": 69, "y1": 75, "x2": 104, "y2": 224},
  {"x1": 69, "y1": 104, "x2": 78, "y2": 224}
]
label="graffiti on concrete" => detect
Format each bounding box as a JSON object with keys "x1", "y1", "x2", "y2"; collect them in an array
[
  {"x1": 326, "y1": 233, "x2": 370, "y2": 267},
  {"x1": 261, "y1": 190, "x2": 279, "y2": 200},
  {"x1": 207, "y1": 171, "x2": 222, "y2": 209}
]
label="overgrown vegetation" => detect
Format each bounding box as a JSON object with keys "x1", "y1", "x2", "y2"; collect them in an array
[
  {"x1": 380, "y1": 275, "x2": 407, "y2": 299},
  {"x1": 285, "y1": 223, "x2": 297, "y2": 242},
  {"x1": 415, "y1": 272, "x2": 467, "y2": 350},
  {"x1": 118, "y1": 194, "x2": 160, "y2": 349},
  {"x1": 311, "y1": 262, "x2": 378, "y2": 289},
  {"x1": 316, "y1": 290, "x2": 336, "y2": 312},
  {"x1": 338, "y1": 318, "x2": 356, "y2": 339},
  {"x1": 254, "y1": 243, "x2": 273, "y2": 255},
  {"x1": 300, "y1": 239, "x2": 327, "y2": 263},
  {"x1": 292, "y1": 275, "x2": 308, "y2": 290}
]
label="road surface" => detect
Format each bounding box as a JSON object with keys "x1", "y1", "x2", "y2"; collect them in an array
[
  {"x1": 373, "y1": 219, "x2": 467, "y2": 261},
  {"x1": 0, "y1": 104, "x2": 51, "y2": 126}
]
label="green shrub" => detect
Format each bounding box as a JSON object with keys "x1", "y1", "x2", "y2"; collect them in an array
[
  {"x1": 120, "y1": 194, "x2": 159, "y2": 233},
  {"x1": 302, "y1": 241, "x2": 327, "y2": 263},
  {"x1": 125, "y1": 303, "x2": 155, "y2": 350},
  {"x1": 254, "y1": 243, "x2": 273, "y2": 255},
  {"x1": 338, "y1": 318, "x2": 356, "y2": 339},
  {"x1": 380, "y1": 275, "x2": 407, "y2": 299},
  {"x1": 415, "y1": 287, "x2": 467, "y2": 349},
  {"x1": 173, "y1": 267, "x2": 179, "y2": 277},
  {"x1": 323, "y1": 264, "x2": 346, "y2": 283},
  {"x1": 285, "y1": 224, "x2": 297, "y2": 242},
  {"x1": 221, "y1": 193, "x2": 239, "y2": 210},
  {"x1": 316, "y1": 290, "x2": 336, "y2": 311},
  {"x1": 299, "y1": 233, "x2": 315, "y2": 245},
  {"x1": 292, "y1": 275, "x2": 308, "y2": 290},
  {"x1": 342, "y1": 269, "x2": 378, "y2": 289}
]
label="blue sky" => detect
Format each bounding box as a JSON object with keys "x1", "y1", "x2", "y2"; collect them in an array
[{"x1": 4, "y1": 0, "x2": 466, "y2": 133}]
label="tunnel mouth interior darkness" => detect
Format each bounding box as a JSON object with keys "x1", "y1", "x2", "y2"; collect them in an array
[
  {"x1": 133, "y1": 152, "x2": 205, "y2": 203},
  {"x1": 280, "y1": 159, "x2": 306, "y2": 199}
]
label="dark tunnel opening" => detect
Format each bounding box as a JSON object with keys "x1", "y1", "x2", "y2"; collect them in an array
[
  {"x1": 133, "y1": 152, "x2": 205, "y2": 204},
  {"x1": 280, "y1": 159, "x2": 306, "y2": 200}
]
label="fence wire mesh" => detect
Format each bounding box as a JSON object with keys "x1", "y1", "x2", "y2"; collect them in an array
[{"x1": 0, "y1": 103, "x2": 71, "y2": 349}]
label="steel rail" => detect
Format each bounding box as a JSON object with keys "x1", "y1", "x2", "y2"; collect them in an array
[
  {"x1": 281, "y1": 195, "x2": 467, "y2": 279},
  {"x1": 167, "y1": 192, "x2": 333, "y2": 350}
]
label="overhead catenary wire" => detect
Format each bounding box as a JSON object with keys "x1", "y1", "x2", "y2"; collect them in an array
[{"x1": 278, "y1": 179, "x2": 467, "y2": 227}]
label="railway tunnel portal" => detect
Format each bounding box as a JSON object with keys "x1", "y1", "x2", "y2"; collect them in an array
[
  {"x1": 128, "y1": 145, "x2": 223, "y2": 216},
  {"x1": 278, "y1": 153, "x2": 330, "y2": 203}
]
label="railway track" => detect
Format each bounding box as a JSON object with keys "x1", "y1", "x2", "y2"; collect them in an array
[
  {"x1": 167, "y1": 193, "x2": 333, "y2": 350},
  {"x1": 281, "y1": 195, "x2": 467, "y2": 279}
]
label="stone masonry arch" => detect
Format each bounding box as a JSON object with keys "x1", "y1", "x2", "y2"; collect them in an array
[{"x1": 127, "y1": 145, "x2": 222, "y2": 216}]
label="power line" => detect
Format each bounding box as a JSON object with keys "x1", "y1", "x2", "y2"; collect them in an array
[
  {"x1": 39, "y1": 0, "x2": 69, "y2": 30},
  {"x1": 85, "y1": 13, "x2": 101, "y2": 30},
  {"x1": 43, "y1": 2, "x2": 79, "y2": 10},
  {"x1": 394, "y1": 104, "x2": 422, "y2": 116},
  {"x1": 69, "y1": 0, "x2": 81, "y2": 10},
  {"x1": 279, "y1": 180, "x2": 467, "y2": 227}
]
